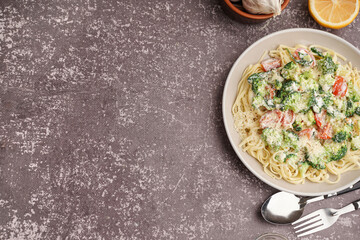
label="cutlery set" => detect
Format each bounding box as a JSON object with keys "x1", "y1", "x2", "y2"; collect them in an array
[{"x1": 261, "y1": 181, "x2": 360, "y2": 237}]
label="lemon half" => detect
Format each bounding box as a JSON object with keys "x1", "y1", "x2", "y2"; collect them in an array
[{"x1": 309, "y1": 0, "x2": 359, "y2": 29}]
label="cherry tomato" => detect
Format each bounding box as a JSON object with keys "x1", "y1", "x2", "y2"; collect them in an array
[
  {"x1": 314, "y1": 109, "x2": 327, "y2": 128},
  {"x1": 332, "y1": 76, "x2": 348, "y2": 98},
  {"x1": 317, "y1": 123, "x2": 332, "y2": 140},
  {"x1": 281, "y1": 110, "x2": 295, "y2": 128},
  {"x1": 261, "y1": 58, "x2": 281, "y2": 72},
  {"x1": 294, "y1": 48, "x2": 316, "y2": 67},
  {"x1": 260, "y1": 110, "x2": 283, "y2": 129},
  {"x1": 299, "y1": 128, "x2": 315, "y2": 140}
]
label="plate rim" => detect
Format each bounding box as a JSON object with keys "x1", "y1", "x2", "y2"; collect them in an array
[{"x1": 222, "y1": 28, "x2": 360, "y2": 196}]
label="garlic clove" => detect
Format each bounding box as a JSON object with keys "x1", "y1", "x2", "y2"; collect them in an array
[{"x1": 242, "y1": 0, "x2": 284, "y2": 16}]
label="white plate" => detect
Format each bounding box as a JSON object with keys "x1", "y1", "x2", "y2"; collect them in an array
[{"x1": 222, "y1": 28, "x2": 360, "y2": 196}]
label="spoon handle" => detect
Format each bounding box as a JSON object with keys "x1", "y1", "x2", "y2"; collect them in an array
[
  {"x1": 306, "y1": 181, "x2": 360, "y2": 204},
  {"x1": 325, "y1": 181, "x2": 360, "y2": 199}
]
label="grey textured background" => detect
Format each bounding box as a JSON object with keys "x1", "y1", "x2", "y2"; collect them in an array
[{"x1": 0, "y1": 0, "x2": 359, "y2": 239}]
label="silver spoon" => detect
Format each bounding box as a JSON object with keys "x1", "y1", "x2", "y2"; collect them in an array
[{"x1": 261, "y1": 181, "x2": 360, "y2": 225}]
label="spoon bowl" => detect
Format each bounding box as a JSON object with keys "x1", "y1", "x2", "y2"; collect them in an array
[{"x1": 261, "y1": 192, "x2": 307, "y2": 225}]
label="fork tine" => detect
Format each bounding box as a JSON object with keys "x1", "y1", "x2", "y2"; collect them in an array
[
  {"x1": 295, "y1": 220, "x2": 322, "y2": 233},
  {"x1": 292, "y1": 210, "x2": 321, "y2": 225},
  {"x1": 297, "y1": 224, "x2": 328, "y2": 237},
  {"x1": 293, "y1": 216, "x2": 321, "y2": 229}
]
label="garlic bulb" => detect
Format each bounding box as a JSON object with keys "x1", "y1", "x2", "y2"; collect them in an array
[{"x1": 242, "y1": 0, "x2": 284, "y2": 16}]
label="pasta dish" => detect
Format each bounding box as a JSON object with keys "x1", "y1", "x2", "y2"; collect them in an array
[{"x1": 232, "y1": 44, "x2": 360, "y2": 184}]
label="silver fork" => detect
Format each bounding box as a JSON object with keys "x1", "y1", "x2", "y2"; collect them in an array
[{"x1": 292, "y1": 198, "x2": 360, "y2": 237}]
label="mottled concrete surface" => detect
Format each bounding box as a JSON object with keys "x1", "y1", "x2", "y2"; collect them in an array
[{"x1": 0, "y1": 0, "x2": 359, "y2": 239}]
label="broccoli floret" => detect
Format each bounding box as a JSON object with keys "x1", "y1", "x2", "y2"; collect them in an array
[
  {"x1": 262, "y1": 128, "x2": 283, "y2": 151},
  {"x1": 346, "y1": 100, "x2": 356, "y2": 117},
  {"x1": 351, "y1": 136, "x2": 360, "y2": 150},
  {"x1": 281, "y1": 80, "x2": 300, "y2": 93},
  {"x1": 277, "y1": 90, "x2": 287, "y2": 100},
  {"x1": 331, "y1": 145, "x2": 347, "y2": 161},
  {"x1": 267, "y1": 70, "x2": 285, "y2": 85},
  {"x1": 326, "y1": 105, "x2": 345, "y2": 119},
  {"x1": 274, "y1": 80, "x2": 282, "y2": 90},
  {"x1": 247, "y1": 72, "x2": 267, "y2": 84},
  {"x1": 280, "y1": 62, "x2": 299, "y2": 81},
  {"x1": 282, "y1": 92, "x2": 301, "y2": 112},
  {"x1": 324, "y1": 141, "x2": 348, "y2": 161},
  {"x1": 310, "y1": 91, "x2": 329, "y2": 113},
  {"x1": 305, "y1": 143, "x2": 329, "y2": 170},
  {"x1": 273, "y1": 97, "x2": 282, "y2": 105},
  {"x1": 283, "y1": 130, "x2": 299, "y2": 151},
  {"x1": 301, "y1": 70, "x2": 313, "y2": 79},
  {"x1": 252, "y1": 95, "x2": 265, "y2": 109},
  {"x1": 322, "y1": 94, "x2": 333, "y2": 106},
  {"x1": 332, "y1": 132, "x2": 348, "y2": 143},
  {"x1": 318, "y1": 54, "x2": 338, "y2": 75},
  {"x1": 252, "y1": 95, "x2": 276, "y2": 110},
  {"x1": 347, "y1": 81, "x2": 360, "y2": 102},
  {"x1": 332, "y1": 123, "x2": 352, "y2": 143},
  {"x1": 265, "y1": 98, "x2": 276, "y2": 110},
  {"x1": 305, "y1": 154, "x2": 327, "y2": 169},
  {"x1": 319, "y1": 74, "x2": 335, "y2": 92},
  {"x1": 305, "y1": 91, "x2": 330, "y2": 113},
  {"x1": 285, "y1": 154, "x2": 299, "y2": 169},
  {"x1": 283, "y1": 61, "x2": 296, "y2": 70},
  {"x1": 307, "y1": 110, "x2": 316, "y2": 125},
  {"x1": 310, "y1": 47, "x2": 324, "y2": 57},
  {"x1": 251, "y1": 78, "x2": 268, "y2": 97},
  {"x1": 294, "y1": 92, "x2": 313, "y2": 113},
  {"x1": 292, "y1": 120, "x2": 302, "y2": 131},
  {"x1": 307, "y1": 93, "x2": 316, "y2": 109},
  {"x1": 298, "y1": 162, "x2": 309, "y2": 178},
  {"x1": 277, "y1": 81, "x2": 300, "y2": 103},
  {"x1": 299, "y1": 71, "x2": 319, "y2": 92}
]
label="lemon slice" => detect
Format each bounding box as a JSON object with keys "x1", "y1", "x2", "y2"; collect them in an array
[{"x1": 309, "y1": 0, "x2": 360, "y2": 29}]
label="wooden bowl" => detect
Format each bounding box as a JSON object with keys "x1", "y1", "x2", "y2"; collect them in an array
[{"x1": 220, "y1": 0, "x2": 291, "y2": 23}]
